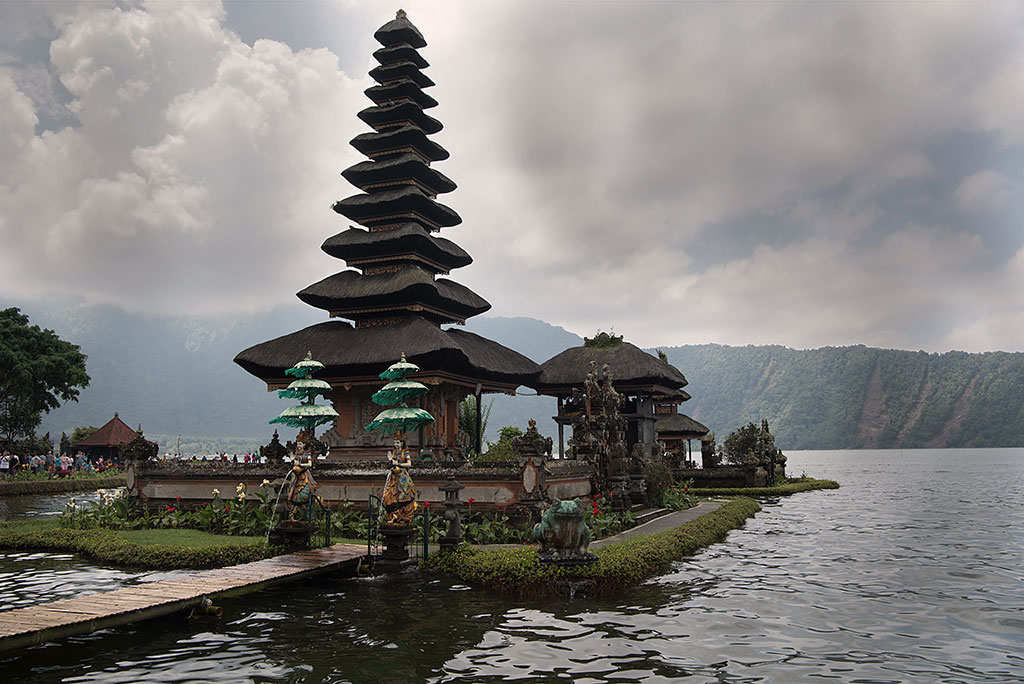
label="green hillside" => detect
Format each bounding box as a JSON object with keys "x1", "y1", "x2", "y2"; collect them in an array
[{"x1": 661, "y1": 344, "x2": 1024, "y2": 449}]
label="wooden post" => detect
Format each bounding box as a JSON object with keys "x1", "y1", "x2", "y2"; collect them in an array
[
  {"x1": 474, "y1": 386, "x2": 482, "y2": 457},
  {"x1": 557, "y1": 396, "x2": 565, "y2": 459}
]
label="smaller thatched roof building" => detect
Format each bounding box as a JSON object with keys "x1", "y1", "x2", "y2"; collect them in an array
[
  {"x1": 531, "y1": 337, "x2": 687, "y2": 396},
  {"x1": 71, "y1": 413, "x2": 156, "y2": 462}
]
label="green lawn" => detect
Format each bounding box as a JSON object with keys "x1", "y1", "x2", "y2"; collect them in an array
[{"x1": 116, "y1": 528, "x2": 266, "y2": 547}]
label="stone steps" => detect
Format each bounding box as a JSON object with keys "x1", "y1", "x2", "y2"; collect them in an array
[{"x1": 632, "y1": 507, "x2": 671, "y2": 526}]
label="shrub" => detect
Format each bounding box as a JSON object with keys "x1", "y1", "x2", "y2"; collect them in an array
[
  {"x1": 0, "y1": 475, "x2": 127, "y2": 496},
  {"x1": 643, "y1": 460, "x2": 675, "y2": 507},
  {"x1": 690, "y1": 479, "x2": 839, "y2": 497}
]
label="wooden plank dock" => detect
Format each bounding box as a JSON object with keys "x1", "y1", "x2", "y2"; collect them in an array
[{"x1": 0, "y1": 543, "x2": 366, "y2": 652}]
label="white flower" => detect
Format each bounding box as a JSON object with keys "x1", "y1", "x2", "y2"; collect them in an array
[
  {"x1": 238, "y1": 492, "x2": 246, "y2": 501},
  {"x1": 212, "y1": 488, "x2": 220, "y2": 496},
  {"x1": 236, "y1": 483, "x2": 245, "y2": 494},
  {"x1": 261, "y1": 479, "x2": 270, "y2": 487}
]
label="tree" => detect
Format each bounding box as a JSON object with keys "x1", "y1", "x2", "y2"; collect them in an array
[
  {"x1": 719, "y1": 422, "x2": 760, "y2": 465},
  {"x1": 458, "y1": 396, "x2": 493, "y2": 457},
  {"x1": 71, "y1": 426, "x2": 99, "y2": 443},
  {"x1": 0, "y1": 308, "x2": 90, "y2": 441},
  {"x1": 483, "y1": 425, "x2": 524, "y2": 462}
]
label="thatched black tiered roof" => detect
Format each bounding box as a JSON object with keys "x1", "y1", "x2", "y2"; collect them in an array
[
  {"x1": 235, "y1": 11, "x2": 537, "y2": 389},
  {"x1": 322, "y1": 224, "x2": 470, "y2": 273},
  {"x1": 236, "y1": 318, "x2": 537, "y2": 387},
  {"x1": 655, "y1": 413, "x2": 709, "y2": 438},
  {"x1": 532, "y1": 340, "x2": 688, "y2": 396}
]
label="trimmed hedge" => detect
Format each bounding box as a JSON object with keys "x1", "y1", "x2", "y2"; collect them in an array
[
  {"x1": 0, "y1": 475, "x2": 127, "y2": 497},
  {"x1": 690, "y1": 479, "x2": 839, "y2": 498},
  {"x1": 0, "y1": 523, "x2": 277, "y2": 569},
  {"x1": 426, "y1": 497, "x2": 761, "y2": 597}
]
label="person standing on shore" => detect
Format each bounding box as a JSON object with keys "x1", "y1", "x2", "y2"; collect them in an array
[{"x1": 0, "y1": 452, "x2": 10, "y2": 479}]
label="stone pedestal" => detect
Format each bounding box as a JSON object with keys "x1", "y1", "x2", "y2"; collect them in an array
[
  {"x1": 376, "y1": 525, "x2": 417, "y2": 573},
  {"x1": 268, "y1": 520, "x2": 312, "y2": 552}
]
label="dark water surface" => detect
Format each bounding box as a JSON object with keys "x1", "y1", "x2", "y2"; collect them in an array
[{"x1": 2, "y1": 448, "x2": 1022, "y2": 683}]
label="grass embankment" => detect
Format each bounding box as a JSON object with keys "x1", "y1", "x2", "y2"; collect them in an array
[
  {"x1": 0, "y1": 475, "x2": 127, "y2": 497},
  {"x1": 690, "y1": 478, "x2": 838, "y2": 498},
  {"x1": 427, "y1": 497, "x2": 761, "y2": 597},
  {"x1": 0, "y1": 519, "x2": 276, "y2": 569}
]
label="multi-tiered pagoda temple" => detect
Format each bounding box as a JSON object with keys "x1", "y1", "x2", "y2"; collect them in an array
[{"x1": 235, "y1": 11, "x2": 539, "y2": 461}]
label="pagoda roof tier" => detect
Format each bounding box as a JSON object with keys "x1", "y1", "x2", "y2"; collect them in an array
[
  {"x1": 365, "y1": 80, "x2": 438, "y2": 109},
  {"x1": 373, "y1": 43, "x2": 428, "y2": 69},
  {"x1": 655, "y1": 389, "x2": 692, "y2": 403},
  {"x1": 532, "y1": 341, "x2": 688, "y2": 396},
  {"x1": 235, "y1": 316, "x2": 540, "y2": 388},
  {"x1": 357, "y1": 103, "x2": 443, "y2": 135},
  {"x1": 296, "y1": 265, "x2": 490, "y2": 324},
  {"x1": 322, "y1": 224, "x2": 471, "y2": 272},
  {"x1": 350, "y1": 126, "x2": 449, "y2": 162},
  {"x1": 370, "y1": 61, "x2": 434, "y2": 88},
  {"x1": 655, "y1": 413, "x2": 709, "y2": 438},
  {"x1": 374, "y1": 12, "x2": 426, "y2": 49},
  {"x1": 333, "y1": 186, "x2": 461, "y2": 230},
  {"x1": 342, "y1": 153, "x2": 455, "y2": 195}
]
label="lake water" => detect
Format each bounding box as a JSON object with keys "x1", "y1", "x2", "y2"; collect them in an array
[{"x1": 1, "y1": 448, "x2": 1022, "y2": 683}]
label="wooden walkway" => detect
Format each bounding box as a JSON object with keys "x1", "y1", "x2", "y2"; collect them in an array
[{"x1": 0, "y1": 543, "x2": 366, "y2": 652}]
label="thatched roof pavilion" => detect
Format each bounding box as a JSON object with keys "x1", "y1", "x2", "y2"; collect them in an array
[
  {"x1": 235, "y1": 11, "x2": 539, "y2": 460},
  {"x1": 71, "y1": 413, "x2": 156, "y2": 462}
]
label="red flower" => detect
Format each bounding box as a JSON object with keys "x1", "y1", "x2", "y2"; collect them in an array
[
  {"x1": 423, "y1": 501, "x2": 430, "y2": 507},
  {"x1": 467, "y1": 498, "x2": 475, "y2": 504},
  {"x1": 165, "y1": 505, "x2": 176, "y2": 512}
]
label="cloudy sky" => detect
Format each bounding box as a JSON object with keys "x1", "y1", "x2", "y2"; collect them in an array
[{"x1": 1, "y1": 0, "x2": 1021, "y2": 353}]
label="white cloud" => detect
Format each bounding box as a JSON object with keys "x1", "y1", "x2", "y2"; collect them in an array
[
  {"x1": 1, "y1": 0, "x2": 1021, "y2": 353},
  {"x1": 954, "y1": 170, "x2": 1017, "y2": 214},
  {"x1": 1, "y1": 1, "x2": 366, "y2": 315}
]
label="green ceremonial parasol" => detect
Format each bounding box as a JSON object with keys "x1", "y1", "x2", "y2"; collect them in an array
[
  {"x1": 286, "y1": 354, "x2": 325, "y2": 378},
  {"x1": 270, "y1": 352, "x2": 339, "y2": 434},
  {"x1": 365, "y1": 353, "x2": 435, "y2": 436},
  {"x1": 371, "y1": 379, "x2": 429, "y2": 406},
  {"x1": 364, "y1": 406, "x2": 435, "y2": 435},
  {"x1": 379, "y1": 355, "x2": 420, "y2": 381},
  {"x1": 270, "y1": 404, "x2": 339, "y2": 430},
  {"x1": 278, "y1": 377, "x2": 333, "y2": 401}
]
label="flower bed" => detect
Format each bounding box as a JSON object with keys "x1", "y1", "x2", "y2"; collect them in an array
[{"x1": 426, "y1": 497, "x2": 761, "y2": 597}]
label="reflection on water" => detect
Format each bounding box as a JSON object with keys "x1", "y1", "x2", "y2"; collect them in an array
[
  {"x1": 0, "y1": 490, "x2": 107, "y2": 521},
  {"x1": 1, "y1": 448, "x2": 1022, "y2": 683}
]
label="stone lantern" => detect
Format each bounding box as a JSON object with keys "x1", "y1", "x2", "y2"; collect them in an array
[{"x1": 439, "y1": 476, "x2": 465, "y2": 550}]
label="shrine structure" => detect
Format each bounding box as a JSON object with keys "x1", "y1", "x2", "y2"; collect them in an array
[
  {"x1": 235, "y1": 12, "x2": 539, "y2": 461},
  {"x1": 653, "y1": 390, "x2": 709, "y2": 468},
  {"x1": 531, "y1": 333, "x2": 689, "y2": 461}
]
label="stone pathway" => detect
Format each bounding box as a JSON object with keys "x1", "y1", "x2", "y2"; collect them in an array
[{"x1": 591, "y1": 500, "x2": 724, "y2": 548}]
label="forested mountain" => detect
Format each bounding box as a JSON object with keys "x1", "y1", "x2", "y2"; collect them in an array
[
  {"x1": 659, "y1": 344, "x2": 1023, "y2": 449},
  {"x1": 15, "y1": 300, "x2": 1021, "y2": 451}
]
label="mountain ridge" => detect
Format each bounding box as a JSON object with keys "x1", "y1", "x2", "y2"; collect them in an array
[{"x1": 11, "y1": 301, "x2": 1020, "y2": 451}]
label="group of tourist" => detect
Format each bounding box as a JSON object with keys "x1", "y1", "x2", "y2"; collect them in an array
[
  {"x1": 155, "y1": 452, "x2": 266, "y2": 464},
  {"x1": 0, "y1": 450, "x2": 119, "y2": 479}
]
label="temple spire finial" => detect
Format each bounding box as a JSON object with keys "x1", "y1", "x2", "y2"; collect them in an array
[{"x1": 396, "y1": 9, "x2": 406, "y2": 19}]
